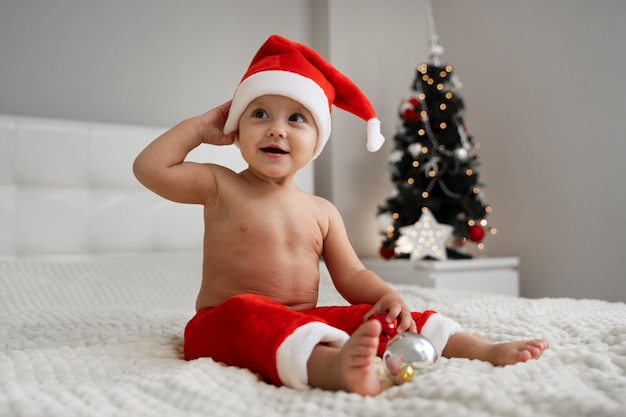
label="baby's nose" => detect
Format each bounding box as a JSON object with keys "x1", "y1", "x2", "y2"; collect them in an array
[{"x1": 267, "y1": 123, "x2": 286, "y2": 137}]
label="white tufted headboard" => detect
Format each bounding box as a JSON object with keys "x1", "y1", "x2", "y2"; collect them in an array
[{"x1": 0, "y1": 114, "x2": 314, "y2": 256}]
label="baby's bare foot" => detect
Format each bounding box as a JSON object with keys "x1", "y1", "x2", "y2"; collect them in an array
[
  {"x1": 336, "y1": 319, "x2": 382, "y2": 396},
  {"x1": 488, "y1": 339, "x2": 549, "y2": 366}
]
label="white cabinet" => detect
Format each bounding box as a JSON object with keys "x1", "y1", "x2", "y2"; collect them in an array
[{"x1": 361, "y1": 257, "x2": 520, "y2": 296}]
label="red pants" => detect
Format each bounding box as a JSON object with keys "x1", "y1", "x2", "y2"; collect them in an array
[{"x1": 184, "y1": 294, "x2": 461, "y2": 390}]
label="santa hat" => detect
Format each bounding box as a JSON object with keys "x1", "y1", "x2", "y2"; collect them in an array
[{"x1": 223, "y1": 34, "x2": 385, "y2": 160}]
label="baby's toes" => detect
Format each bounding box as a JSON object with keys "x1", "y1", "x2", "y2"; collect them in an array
[{"x1": 525, "y1": 340, "x2": 548, "y2": 358}]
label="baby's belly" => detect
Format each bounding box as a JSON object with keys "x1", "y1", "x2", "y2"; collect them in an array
[{"x1": 196, "y1": 262, "x2": 321, "y2": 311}]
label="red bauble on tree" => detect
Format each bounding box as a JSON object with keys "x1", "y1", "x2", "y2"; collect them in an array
[
  {"x1": 467, "y1": 224, "x2": 485, "y2": 242},
  {"x1": 379, "y1": 246, "x2": 396, "y2": 259},
  {"x1": 401, "y1": 96, "x2": 422, "y2": 122}
]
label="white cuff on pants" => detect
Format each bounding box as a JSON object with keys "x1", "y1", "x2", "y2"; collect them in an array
[
  {"x1": 276, "y1": 322, "x2": 350, "y2": 390},
  {"x1": 419, "y1": 313, "x2": 462, "y2": 357}
]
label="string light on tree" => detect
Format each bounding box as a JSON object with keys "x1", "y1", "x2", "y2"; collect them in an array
[{"x1": 376, "y1": 0, "x2": 495, "y2": 260}]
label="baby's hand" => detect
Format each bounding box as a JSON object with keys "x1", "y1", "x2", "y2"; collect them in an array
[
  {"x1": 364, "y1": 293, "x2": 416, "y2": 334},
  {"x1": 199, "y1": 101, "x2": 236, "y2": 146}
]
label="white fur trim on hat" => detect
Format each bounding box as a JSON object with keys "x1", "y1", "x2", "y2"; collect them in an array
[
  {"x1": 367, "y1": 118, "x2": 385, "y2": 152},
  {"x1": 223, "y1": 70, "x2": 332, "y2": 160}
]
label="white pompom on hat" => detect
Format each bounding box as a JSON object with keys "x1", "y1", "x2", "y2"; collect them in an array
[{"x1": 223, "y1": 34, "x2": 385, "y2": 160}]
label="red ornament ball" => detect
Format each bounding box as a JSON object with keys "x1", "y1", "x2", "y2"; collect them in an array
[
  {"x1": 467, "y1": 224, "x2": 485, "y2": 242},
  {"x1": 379, "y1": 246, "x2": 395, "y2": 259},
  {"x1": 367, "y1": 313, "x2": 398, "y2": 357},
  {"x1": 403, "y1": 108, "x2": 422, "y2": 122},
  {"x1": 402, "y1": 97, "x2": 422, "y2": 122}
]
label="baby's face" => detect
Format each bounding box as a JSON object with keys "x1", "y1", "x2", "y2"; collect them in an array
[{"x1": 237, "y1": 95, "x2": 318, "y2": 181}]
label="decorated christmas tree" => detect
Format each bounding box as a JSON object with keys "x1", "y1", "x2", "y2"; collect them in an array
[{"x1": 377, "y1": 3, "x2": 494, "y2": 260}]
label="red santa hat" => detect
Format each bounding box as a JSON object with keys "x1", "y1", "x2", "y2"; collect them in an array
[{"x1": 223, "y1": 34, "x2": 385, "y2": 160}]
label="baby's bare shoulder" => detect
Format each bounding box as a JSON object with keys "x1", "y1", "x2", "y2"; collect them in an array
[
  {"x1": 305, "y1": 192, "x2": 332, "y2": 205},
  {"x1": 209, "y1": 165, "x2": 252, "y2": 190},
  {"x1": 209, "y1": 163, "x2": 239, "y2": 179},
  {"x1": 311, "y1": 194, "x2": 341, "y2": 215},
  {"x1": 304, "y1": 193, "x2": 345, "y2": 233},
  {"x1": 296, "y1": 191, "x2": 336, "y2": 213}
]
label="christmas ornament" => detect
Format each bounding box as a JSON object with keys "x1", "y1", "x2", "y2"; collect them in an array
[
  {"x1": 468, "y1": 224, "x2": 485, "y2": 242},
  {"x1": 379, "y1": 246, "x2": 395, "y2": 260},
  {"x1": 395, "y1": 209, "x2": 452, "y2": 260},
  {"x1": 454, "y1": 147, "x2": 469, "y2": 162},
  {"x1": 388, "y1": 149, "x2": 403, "y2": 164},
  {"x1": 376, "y1": 212, "x2": 394, "y2": 234},
  {"x1": 401, "y1": 97, "x2": 422, "y2": 122},
  {"x1": 408, "y1": 142, "x2": 423, "y2": 158},
  {"x1": 367, "y1": 313, "x2": 398, "y2": 357},
  {"x1": 382, "y1": 332, "x2": 438, "y2": 384}
]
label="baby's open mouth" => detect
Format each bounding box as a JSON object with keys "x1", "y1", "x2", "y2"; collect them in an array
[{"x1": 261, "y1": 147, "x2": 288, "y2": 154}]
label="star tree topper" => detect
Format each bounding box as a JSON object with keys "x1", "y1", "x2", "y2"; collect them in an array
[{"x1": 396, "y1": 209, "x2": 453, "y2": 261}]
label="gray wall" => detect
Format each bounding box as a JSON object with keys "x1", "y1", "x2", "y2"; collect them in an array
[
  {"x1": 1, "y1": 0, "x2": 624, "y2": 302},
  {"x1": 0, "y1": 0, "x2": 313, "y2": 126},
  {"x1": 432, "y1": 1, "x2": 626, "y2": 301}
]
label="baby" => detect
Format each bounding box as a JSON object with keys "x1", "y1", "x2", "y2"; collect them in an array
[{"x1": 133, "y1": 34, "x2": 548, "y2": 396}]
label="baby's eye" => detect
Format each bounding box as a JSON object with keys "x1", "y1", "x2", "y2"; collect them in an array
[
  {"x1": 289, "y1": 113, "x2": 305, "y2": 123},
  {"x1": 253, "y1": 109, "x2": 269, "y2": 118}
]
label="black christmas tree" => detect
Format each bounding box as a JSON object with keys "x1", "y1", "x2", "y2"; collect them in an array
[{"x1": 377, "y1": 3, "x2": 493, "y2": 260}]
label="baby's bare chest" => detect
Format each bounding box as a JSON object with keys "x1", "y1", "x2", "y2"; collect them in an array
[{"x1": 208, "y1": 192, "x2": 325, "y2": 250}]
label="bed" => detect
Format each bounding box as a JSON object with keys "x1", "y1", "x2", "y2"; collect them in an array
[{"x1": 1, "y1": 114, "x2": 625, "y2": 417}]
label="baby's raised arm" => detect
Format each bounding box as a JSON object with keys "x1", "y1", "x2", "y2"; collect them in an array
[{"x1": 133, "y1": 101, "x2": 235, "y2": 205}]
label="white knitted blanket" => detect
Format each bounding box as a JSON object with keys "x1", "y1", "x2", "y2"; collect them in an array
[{"x1": 1, "y1": 252, "x2": 624, "y2": 417}]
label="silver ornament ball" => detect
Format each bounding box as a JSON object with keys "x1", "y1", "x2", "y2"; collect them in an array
[
  {"x1": 382, "y1": 332, "x2": 438, "y2": 384},
  {"x1": 376, "y1": 212, "x2": 394, "y2": 233},
  {"x1": 454, "y1": 147, "x2": 469, "y2": 162}
]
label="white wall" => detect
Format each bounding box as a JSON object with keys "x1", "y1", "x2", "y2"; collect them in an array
[{"x1": 1, "y1": 0, "x2": 624, "y2": 302}]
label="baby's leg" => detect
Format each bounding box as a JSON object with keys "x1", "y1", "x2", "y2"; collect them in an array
[
  {"x1": 307, "y1": 320, "x2": 382, "y2": 396},
  {"x1": 443, "y1": 332, "x2": 549, "y2": 365}
]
